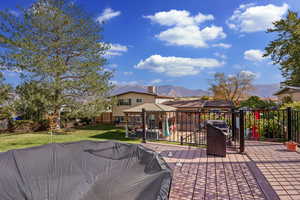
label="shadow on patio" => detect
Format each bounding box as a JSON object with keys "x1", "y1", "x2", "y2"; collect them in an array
[
  {"x1": 144, "y1": 142, "x2": 271, "y2": 200},
  {"x1": 144, "y1": 141, "x2": 300, "y2": 199}
]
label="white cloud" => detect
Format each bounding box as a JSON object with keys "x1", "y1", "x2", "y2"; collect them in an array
[
  {"x1": 110, "y1": 44, "x2": 128, "y2": 52},
  {"x1": 155, "y1": 25, "x2": 225, "y2": 48},
  {"x1": 145, "y1": 10, "x2": 214, "y2": 27},
  {"x1": 111, "y1": 80, "x2": 139, "y2": 86},
  {"x1": 97, "y1": 8, "x2": 121, "y2": 23},
  {"x1": 214, "y1": 52, "x2": 227, "y2": 59},
  {"x1": 240, "y1": 70, "x2": 255, "y2": 77},
  {"x1": 149, "y1": 79, "x2": 162, "y2": 85},
  {"x1": 244, "y1": 49, "x2": 266, "y2": 62},
  {"x1": 212, "y1": 43, "x2": 232, "y2": 49},
  {"x1": 123, "y1": 71, "x2": 133, "y2": 76},
  {"x1": 134, "y1": 55, "x2": 224, "y2": 77},
  {"x1": 105, "y1": 43, "x2": 128, "y2": 57},
  {"x1": 145, "y1": 10, "x2": 226, "y2": 48},
  {"x1": 240, "y1": 70, "x2": 260, "y2": 79},
  {"x1": 227, "y1": 3, "x2": 288, "y2": 32}
]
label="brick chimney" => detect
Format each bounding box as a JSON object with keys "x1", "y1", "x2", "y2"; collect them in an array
[{"x1": 147, "y1": 86, "x2": 156, "y2": 94}]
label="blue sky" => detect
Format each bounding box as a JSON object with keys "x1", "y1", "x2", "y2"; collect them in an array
[{"x1": 2, "y1": 0, "x2": 300, "y2": 90}]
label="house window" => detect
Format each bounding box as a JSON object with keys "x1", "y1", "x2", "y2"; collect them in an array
[
  {"x1": 131, "y1": 116, "x2": 142, "y2": 123},
  {"x1": 117, "y1": 98, "x2": 132, "y2": 106},
  {"x1": 115, "y1": 116, "x2": 125, "y2": 123},
  {"x1": 136, "y1": 98, "x2": 143, "y2": 103}
]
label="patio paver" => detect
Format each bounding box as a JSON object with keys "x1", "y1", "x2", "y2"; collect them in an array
[
  {"x1": 245, "y1": 141, "x2": 300, "y2": 200},
  {"x1": 144, "y1": 141, "x2": 300, "y2": 200},
  {"x1": 143, "y1": 142, "x2": 266, "y2": 200}
]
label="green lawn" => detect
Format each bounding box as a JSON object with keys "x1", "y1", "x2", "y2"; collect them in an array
[{"x1": 0, "y1": 124, "x2": 141, "y2": 152}]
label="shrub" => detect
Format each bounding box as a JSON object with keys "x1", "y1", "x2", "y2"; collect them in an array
[
  {"x1": 36, "y1": 119, "x2": 50, "y2": 131},
  {"x1": 0, "y1": 107, "x2": 12, "y2": 120},
  {"x1": 244, "y1": 111, "x2": 284, "y2": 139},
  {"x1": 80, "y1": 118, "x2": 92, "y2": 125},
  {"x1": 261, "y1": 118, "x2": 283, "y2": 138},
  {"x1": 281, "y1": 102, "x2": 300, "y2": 110},
  {"x1": 11, "y1": 120, "x2": 35, "y2": 133}
]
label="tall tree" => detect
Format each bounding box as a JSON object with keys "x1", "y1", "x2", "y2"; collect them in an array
[
  {"x1": 0, "y1": 72, "x2": 12, "y2": 105},
  {"x1": 264, "y1": 11, "x2": 300, "y2": 86},
  {"x1": 0, "y1": 72, "x2": 13, "y2": 121},
  {"x1": 209, "y1": 72, "x2": 255, "y2": 104},
  {"x1": 0, "y1": 0, "x2": 112, "y2": 128}
]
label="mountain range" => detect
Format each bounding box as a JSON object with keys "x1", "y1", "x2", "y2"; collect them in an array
[{"x1": 111, "y1": 84, "x2": 280, "y2": 98}]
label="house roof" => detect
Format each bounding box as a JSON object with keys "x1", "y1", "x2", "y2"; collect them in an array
[
  {"x1": 203, "y1": 100, "x2": 234, "y2": 108},
  {"x1": 163, "y1": 99, "x2": 234, "y2": 108},
  {"x1": 163, "y1": 99, "x2": 206, "y2": 108},
  {"x1": 274, "y1": 86, "x2": 300, "y2": 96},
  {"x1": 123, "y1": 103, "x2": 176, "y2": 113},
  {"x1": 157, "y1": 95, "x2": 175, "y2": 99},
  {"x1": 111, "y1": 91, "x2": 174, "y2": 99}
]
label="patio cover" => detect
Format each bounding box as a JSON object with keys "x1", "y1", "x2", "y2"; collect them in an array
[
  {"x1": 124, "y1": 103, "x2": 176, "y2": 113},
  {"x1": 0, "y1": 141, "x2": 172, "y2": 200}
]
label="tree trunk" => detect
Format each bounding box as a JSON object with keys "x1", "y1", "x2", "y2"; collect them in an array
[{"x1": 49, "y1": 110, "x2": 61, "y2": 132}]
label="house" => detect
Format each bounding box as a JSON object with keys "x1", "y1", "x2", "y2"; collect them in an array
[
  {"x1": 274, "y1": 86, "x2": 300, "y2": 102},
  {"x1": 112, "y1": 85, "x2": 235, "y2": 129},
  {"x1": 111, "y1": 86, "x2": 175, "y2": 124},
  {"x1": 95, "y1": 112, "x2": 113, "y2": 124}
]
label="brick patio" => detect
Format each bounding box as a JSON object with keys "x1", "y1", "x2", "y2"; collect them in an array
[
  {"x1": 246, "y1": 141, "x2": 300, "y2": 200},
  {"x1": 143, "y1": 141, "x2": 300, "y2": 200}
]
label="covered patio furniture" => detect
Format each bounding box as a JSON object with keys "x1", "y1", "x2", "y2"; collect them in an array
[{"x1": 0, "y1": 141, "x2": 172, "y2": 200}]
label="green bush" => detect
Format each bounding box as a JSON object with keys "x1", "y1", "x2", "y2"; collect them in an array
[
  {"x1": 261, "y1": 118, "x2": 283, "y2": 138},
  {"x1": 240, "y1": 96, "x2": 277, "y2": 109},
  {"x1": 11, "y1": 120, "x2": 35, "y2": 133},
  {"x1": 0, "y1": 107, "x2": 12, "y2": 120},
  {"x1": 281, "y1": 102, "x2": 300, "y2": 110},
  {"x1": 244, "y1": 111, "x2": 284, "y2": 139}
]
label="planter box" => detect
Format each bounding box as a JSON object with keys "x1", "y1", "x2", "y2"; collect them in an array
[{"x1": 287, "y1": 142, "x2": 298, "y2": 152}]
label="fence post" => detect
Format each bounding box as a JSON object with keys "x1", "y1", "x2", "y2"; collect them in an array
[
  {"x1": 142, "y1": 108, "x2": 147, "y2": 143},
  {"x1": 287, "y1": 107, "x2": 292, "y2": 141},
  {"x1": 125, "y1": 113, "x2": 129, "y2": 138},
  {"x1": 231, "y1": 109, "x2": 236, "y2": 142},
  {"x1": 239, "y1": 110, "x2": 245, "y2": 153}
]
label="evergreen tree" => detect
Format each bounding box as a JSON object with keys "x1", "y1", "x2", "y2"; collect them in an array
[
  {"x1": 265, "y1": 11, "x2": 300, "y2": 86},
  {"x1": 0, "y1": 0, "x2": 112, "y2": 128}
]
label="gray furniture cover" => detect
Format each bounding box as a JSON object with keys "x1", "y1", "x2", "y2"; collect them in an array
[{"x1": 0, "y1": 141, "x2": 172, "y2": 200}]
